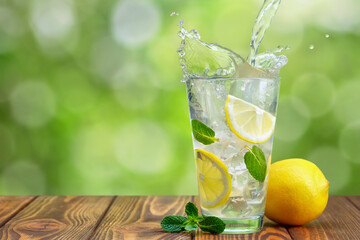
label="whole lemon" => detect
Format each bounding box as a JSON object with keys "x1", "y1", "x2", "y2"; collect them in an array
[{"x1": 265, "y1": 159, "x2": 329, "y2": 225}]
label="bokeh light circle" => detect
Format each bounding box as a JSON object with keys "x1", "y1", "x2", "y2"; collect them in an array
[
  {"x1": 90, "y1": 36, "x2": 124, "y2": 81},
  {"x1": 274, "y1": 96, "x2": 310, "y2": 142},
  {"x1": 339, "y1": 122, "x2": 360, "y2": 164},
  {"x1": 10, "y1": 81, "x2": 56, "y2": 127},
  {"x1": 115, "y1": 120, "x2": 173, "y2": 174},
  {"x1": 271, "y1": 0, "x2": 311, "y2": 35},
  {"x1": 291, "y1": 73, "x2": 335, "y2": 118},
  {"x1": 31, "y1": 0, "x2": 75, "y2": 41},
  {"x1": 314, "y1": 0, "x2": 360, "y2": 33},
  {"x1": 334, "y1": 80, "x2": 360, "y2": 125},
  {"x1": 2, "y1": 160, "x2": 46, "y2": 195},
  {"x1": 307, "y1": 146, "x2": 350, "y2": 194},
  {"x1": 111, "y1": 0, "x2": 160, "y2": 47},
  {"x1": 111, "y1": 62, "x2": 158, "y2": 110}
]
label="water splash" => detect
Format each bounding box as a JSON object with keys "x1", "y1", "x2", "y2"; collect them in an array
[
  {"x1": 248, "y1": 0, "x2": 282, "y2": 66},
  {"x1": 254, "y1": 45, "x2": 289, "y2": 75},
  {"x1": 178, "y1": 20, "x2": 256, "y2": 80},
  {"x1": 177, "y1": 0, "x2": 287, "y2": 81}
]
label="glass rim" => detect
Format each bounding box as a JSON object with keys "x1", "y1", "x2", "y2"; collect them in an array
[{"x1": 182, "y1": 76, "x2": 280, "y2": 82}]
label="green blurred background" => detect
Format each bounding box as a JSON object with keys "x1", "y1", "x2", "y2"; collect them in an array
[{"x1": 0, "y1": 0, "x2": 359, "y2": 196}]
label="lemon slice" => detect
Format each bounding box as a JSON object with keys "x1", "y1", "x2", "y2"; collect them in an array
[
  {"x1": 195, "y1": 149, "x2": 231, "y2": 208},
  {"x1": 225, "y1": 95, "x2": 276, "y2": 144}
]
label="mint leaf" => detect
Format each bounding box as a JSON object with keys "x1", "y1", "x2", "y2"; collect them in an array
[
  {"x1": 195, "y1": 216, "x2": 204, "y2": 222},
  {"x1": 161, "y1": 215, "x2": 188, "y2": 232},
  {"x1": 185, "y1": 202, "x2": 198, "y2": 218},
  {"x1": 191, "y1": 119, "x2": 219, "y2": 145},
  {"x1": 160, "y1": 202, "x2": 225, "y2": 234},
  {"x1": 244, "y1": 145, "x2": 267, "y2": 182},
  {"x1": 198, "y1": 216, "x2": 226, "y2": 234},
  {"x1": 184, "y1": 220, "x2": 198, "y2": 231}
]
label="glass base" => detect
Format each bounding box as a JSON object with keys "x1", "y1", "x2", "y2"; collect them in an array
[{"x1": 221, "y1": 215, "x2": 264, "y2": 234}]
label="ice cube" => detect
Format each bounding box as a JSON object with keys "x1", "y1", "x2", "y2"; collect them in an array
[
  {"x1": 204, "y1": 138, "x2": 242, "y2": 161},
  {"x1": 229, "y1": 170, "x2": 248, "y2": 197},
  {"x1": 244, "y1": 175, "x2": 266, "y2": 204},
  {"x1": 221, "y1": 197, "x2": 252, "y2": 218},
  {"x1": 223, "y1": 149, "x2": 249, "y2": 196},
  {"x1": 223, "y1": 143, "x2": 246, "y2": 168},
  {"x1": 234, "y1": 166, "x2": 248, "y2": 187}
]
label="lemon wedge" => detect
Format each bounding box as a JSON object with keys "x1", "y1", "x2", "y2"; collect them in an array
[
  {"x1": 195, "y1": 149, "x2": 231, "y2": 208},
  {"x1": 225, "y1": 95, "x2": 275, "y2": 144}
]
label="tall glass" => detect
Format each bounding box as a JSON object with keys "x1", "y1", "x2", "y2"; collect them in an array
[{"x1": 185, "y1": 77, "x2": 280, "y2": 234}]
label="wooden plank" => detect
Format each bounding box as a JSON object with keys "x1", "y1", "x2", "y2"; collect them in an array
[
  {"x1": 287, "y1": 196, "x2": 360, "y2": 240},
  {"x1": 90, "y1": 196, "x2": 193, "y2": 240},
  {"x1": 347, "y1": 196, "x2": 360, "y2": 210},
  {"x1": 0, "y1": 196, "x2": 35, "y2": 227},
  {"x1": 0, "y1": 196, "x2": 114, "y2": 239},
  {"x1": 193, "y1": 197, "x2": 292, "y2": 240}
]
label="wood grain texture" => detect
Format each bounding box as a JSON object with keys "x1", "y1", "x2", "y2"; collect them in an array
[
  {"x1": 287, "y1": 196, "x2": 360, "y2": 240},
  {"x1": 89, "y1": 196, "x2": 194, "y2": 240},
  {"x1": 347, "y1": 196, "x2": 360, "y2": 210},
  {"x1": 0, "y1": 196, "x2": 35, "y2": 227},
  {"x1": 0, "y1": 196, "x2": 359, "y2": 239},
  {"x1": 0, "y1": 196, "x2": 114, "y2": 240},
  {"x1": 193, "y1": 197, "x2": 292, "y2": 240}
]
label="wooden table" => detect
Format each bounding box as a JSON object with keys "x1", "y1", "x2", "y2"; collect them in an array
[{"x1": 0, "y1": 196, "x2": 358, "y2": 239}]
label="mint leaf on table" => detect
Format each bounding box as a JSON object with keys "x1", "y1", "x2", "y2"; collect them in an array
[
  {"x1": 191, "y1": 119, "x2": 219, "y2": 145},
  {"x1": 244, "y1": 145, "x2": 267, "y2": 182},
  {"x1": 184, "y1": 220, "x2": 198, "y2": 231},
  {"x1": 198, "y1": 216, "x2": 226, "y2": 234},
  {"x1": 185, "y1": 202, "x2": 198, "y2": 218},
  {"x1": 160, "y1": 201, "x2": 226, "y2": 234},
  {"x1": 161, "y1": 215, "x2": 188, "y2": 232}
]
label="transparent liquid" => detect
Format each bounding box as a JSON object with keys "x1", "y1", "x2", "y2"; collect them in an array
[
  {"x1": 248, "y1": 0, "x2": 282, "y2": 66},
  {"x1": 186, "y1": 78, "x2": 279, "y2": 233},
  {"x1": 179, "y1": 0, "x2": 286, "y2": 234}
]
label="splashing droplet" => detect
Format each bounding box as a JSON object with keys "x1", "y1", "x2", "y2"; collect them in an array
[
  {"x1": 309, "y1": 45, "x2": 314, "y2": 50},
  {"x1": 325, "y1": 34, "x2": 330, "y2": 38},
  {"x1": 170, "y1": 12, "x2": 179, "y2": 17}
]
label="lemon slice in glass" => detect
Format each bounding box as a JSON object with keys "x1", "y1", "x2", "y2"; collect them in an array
[
  {"x1": 225, "y1": 95, "x2": 276, "y2": 144},
  {"x1": 195, "y1": 149, "x2": 231, "y2": 208}
]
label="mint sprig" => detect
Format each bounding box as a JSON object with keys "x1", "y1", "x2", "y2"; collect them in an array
[
  {"x1": 161, "y1": 202, "x2": 225, "y2": 234},
  {"x1": 244, "y1": 145, "x2": 267, "y2": 182},
  {"x1": 191, "y1": 120, "x2": 219, "y2": 145},
  {"x1": 161, "y1": 215, "x2": 188, "y2": 232}
]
